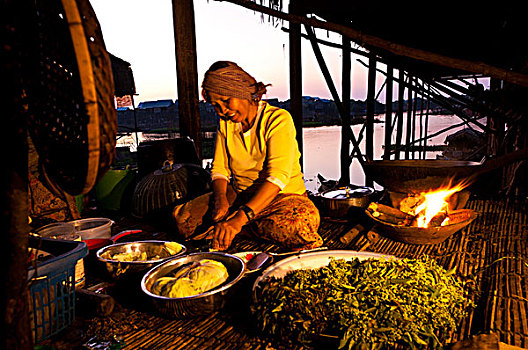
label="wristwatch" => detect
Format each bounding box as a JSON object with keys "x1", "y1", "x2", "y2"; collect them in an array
[{"x1": 239, "y1": 205, "x2": 255, "y2": 221}]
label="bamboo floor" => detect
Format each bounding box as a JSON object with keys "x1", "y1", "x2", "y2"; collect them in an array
[{"x1": 42, "y1": 196, "x2": 528, "y2": 349}]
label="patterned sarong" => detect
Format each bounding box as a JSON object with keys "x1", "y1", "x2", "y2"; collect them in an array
[{"x1": 171, "y1": 186, "x2": 322, "y2": 250}]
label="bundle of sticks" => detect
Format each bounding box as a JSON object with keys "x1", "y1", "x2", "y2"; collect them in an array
[{"x1": 366, "y1": 202, "x2": 450, "y2": 227}]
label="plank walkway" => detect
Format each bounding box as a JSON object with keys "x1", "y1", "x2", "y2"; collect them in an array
[{"x1": 43, "y1": 197, "x2": 528, "y2": 349}]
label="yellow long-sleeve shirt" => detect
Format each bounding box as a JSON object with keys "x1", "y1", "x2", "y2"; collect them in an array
[{"x1": 211, "y1": 101, "x2": 306, "y2": 195}]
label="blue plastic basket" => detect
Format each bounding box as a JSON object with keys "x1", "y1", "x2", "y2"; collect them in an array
[{"x1": 28, "y1": 235, "x2": 88, "y2": 343}]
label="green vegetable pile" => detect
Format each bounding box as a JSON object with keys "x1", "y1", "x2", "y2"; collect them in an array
[{"x1": 251, "y1": 256, "x2": 475, "y2": 349}]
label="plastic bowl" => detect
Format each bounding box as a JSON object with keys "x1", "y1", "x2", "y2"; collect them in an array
[
  {"x1": 35, "y1": 222, "x2": 76, "y2": 237},
  {"x1": 35, "y1": 217, "x2": 115, "y2": 240},
  {"x1": 73, "y1": 217, "x2": 114, "y2": 240}
]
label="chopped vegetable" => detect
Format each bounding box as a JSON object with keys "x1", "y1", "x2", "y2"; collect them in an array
[
  {"x1": 251, "y1": 256, "x2": 475, "y2": 349},
  {"x1": 104, "y1": 242, "x2": 183, "y2": 262},
  {"x1": 108, "y1": 250, "x2": 150, "y2": 262},
  {"x1": 164, "y1": 242, "x2": 183, "y2": 255}
]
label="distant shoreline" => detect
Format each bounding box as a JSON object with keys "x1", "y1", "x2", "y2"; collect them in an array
[{"x1": 124, "y1": 112, "x2": 457, "y2": 135}]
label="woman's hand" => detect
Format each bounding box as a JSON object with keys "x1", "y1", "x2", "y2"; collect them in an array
[
  {"x1": 212, "y1": 193, "x2": 230, "y2": 222},
  {"x1": 212, "y1": 211, "x2": 247, "y2": 250}
]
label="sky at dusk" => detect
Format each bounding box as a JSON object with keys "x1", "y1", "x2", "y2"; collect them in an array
[{"x1": 89, "y1": 0, "x2": 390, "y2": 104}]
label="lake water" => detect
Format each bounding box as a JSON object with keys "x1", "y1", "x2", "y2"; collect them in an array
[
  {"x1": 303, "y1": 113, "x2": 479, "y2": 192},
  {"x1": 117, "y1": 114, "x2": 480, "y2": 193}
]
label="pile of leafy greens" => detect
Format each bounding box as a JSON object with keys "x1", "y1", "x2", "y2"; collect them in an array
[{"x1": 252, "y1": 256, "x2": 475, "y2": 349}]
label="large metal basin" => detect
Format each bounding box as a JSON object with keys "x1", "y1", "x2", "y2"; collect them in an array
[
  {"x1": 363, "y1": 159, "x2": 481, "y2": 193},
  {"x1": 141, "y1": 252, "x2": 245, "y2": 318},
  {"x1": 96, "y1": 240, "x2": 187, "y2": 280},
  {"x1": 363, "y1": 149, "x2": 528, "y2": 193}
]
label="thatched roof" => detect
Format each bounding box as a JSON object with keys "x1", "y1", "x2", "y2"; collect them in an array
[
  {"x1": 227, "y1": 0, "x2": 527, "y2": 87},
  {"x1": 109, "y1": 52, "x2": 136, "y2": 97},
  {"x1": 291, "y1": 0, "x2": 528, "y2": 86}
]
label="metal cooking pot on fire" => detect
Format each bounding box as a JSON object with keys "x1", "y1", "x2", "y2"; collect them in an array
[
  {"x1": 363, "y1": 149, "x2": 528, "y2": 194},
  {"x1": 320, "y1": 185, "x2": 375, "y2": 218}
]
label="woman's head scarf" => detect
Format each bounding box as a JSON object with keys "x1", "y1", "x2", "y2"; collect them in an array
[{"x1": 202, "y1": 61, "x2": 269, "y2": 102}]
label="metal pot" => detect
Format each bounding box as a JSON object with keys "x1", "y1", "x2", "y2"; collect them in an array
[
  {"x1": 363, "y1": 148, "x2": 528, "y2": 193},
  {"x1": 319, "y1": 185, "x2": 375, "y2": 218},
  {"x1": 141, "y1": 252, "x2": 245, "y2": 318},
  {"x1": 96, "y1": 240, "x2": 187, "y2": 280}
]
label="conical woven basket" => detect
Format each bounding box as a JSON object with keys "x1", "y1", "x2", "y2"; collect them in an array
[{"x1": 132, "y1": 162, "x2": 210, "y2": 219}]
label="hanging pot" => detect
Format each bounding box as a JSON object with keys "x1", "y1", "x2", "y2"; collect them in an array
[{"x1": 132, "y1": 161, "x2": 211, "y2": 218}]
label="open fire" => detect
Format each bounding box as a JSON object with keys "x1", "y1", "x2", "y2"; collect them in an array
[
  {"x1": 367, "y1": 178, "x2": 473, "y2": 229},
  {"x1": 398, "y1": 179, "x2": 471, "y2": 228}
]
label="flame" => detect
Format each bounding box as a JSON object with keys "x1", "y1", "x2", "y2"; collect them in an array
[{"x1": 401, "y1": 179, "x2": 471, "y2": 228}]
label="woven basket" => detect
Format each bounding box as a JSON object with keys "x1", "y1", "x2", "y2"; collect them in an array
[
  {"x1": 27, "y1": 0, "x2": 116, "y2": 196},
  {"x1": 132, "y1": 162, "x2": 211, "y2": 219}
]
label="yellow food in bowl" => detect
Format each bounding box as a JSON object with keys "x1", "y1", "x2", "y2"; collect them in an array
[{"x1": 151, "y1": 259, "x2": 228, "y2": 298}]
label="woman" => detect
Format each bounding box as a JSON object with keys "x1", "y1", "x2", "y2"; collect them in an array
[{"x1": 172, "y1": 61, "x2": 322, "y2": 251}]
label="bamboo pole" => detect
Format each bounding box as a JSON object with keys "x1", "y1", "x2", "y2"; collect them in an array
[
  {"x1": 384, "y1": 64, "x2": 393, "y2": 159},
  {"x1": 411, "y1": 78, "x2": 418, "y2": 159},
  {"x1": 218, "y1": 0, "x2": 528, "y2": 87},
  {"x1": 281, "y1": 26, "x2": 369, "y2": 57},
  {"x1": 405, "y1": 75, "x2": 413, "y2": 159},
  {"x1": 304, "y1": 25, "x2": 365, "y2": 166},
  {"x1": 487, "y1": 78, "x2": 505, "y2": 156},
  {"x1": 358, "y1": 59, "x2": 494, "y2": 136},
  {"x1": 421, "y1": 78, "x2": 489, "y2": 132},
  {"x1": 285, "y1": 27, "x2": 501, "y2": 129},
  {"x1": 395, "y1": 70, "x2": 405, "y2": 160},
  {"x1": 288, "y1": 3, "x2": 303, "y2": 169},
  {"x1": 416, "y1": 80, "x2": 424, "y2": 159},
  {"x1": 423, "y1": 87, "x2": 431, "y2": 159},
  {"x1": 384, "y1": 82, "x2": 488, "y2": 157},
  {"x1": 365, "y1": 53, "x2": 376, "y2": 186},
  {"x1": 172, "y1": 0, "x2": 202, "y2": 158},
  {"x1": 341, "y1": 37, "x2": 351, "y2": 184}
]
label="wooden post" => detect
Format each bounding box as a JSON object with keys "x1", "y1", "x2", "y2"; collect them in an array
[
  {"x1": 2, "y1": 0, "x2": 33, "y2": 347},
  {"x1": 384, "y1": 64, "x2": 393, "y2": 160},
  {"x1": 341, "y1": 37, "x2": 351, "y2": 184},
  {"x1": 172, "y1": 0, "x2": 202, "y2": 159},
  {"x1": 405, "y1": 75, "x2": 413, "y2": 159},
  {"x1": 366, "y1": 54, "x2": 376, "y2": 161},
  {"x1": 304, "y1": 24, "x2": 364, "y2": 166},
  {"x1": 131, "y1": 94, "x2": 139, "y2": 149},
  {"x1": 487, "y1": 78, "x2": 504, "y2": 156},
  {"x1": 423, "y1": 87, "x2": 431, "y2": 159},
  {"x1": 289, "y1": 3, "x2": 303, "y2": 169},
  {"x1": 417, "y1": 80, "x2": 424, "y2": 159},
  {"x1": 395, "y1": 70, "x2": 405, "y2": 159},
  {"x1": 365, "y1": 53, "x2": 376, "y2": 186},
  {"x1": 411, "y1": 83, "x2": 418, "y2": 159}
]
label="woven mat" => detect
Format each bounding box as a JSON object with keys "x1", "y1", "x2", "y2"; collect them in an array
[
  {"x1": 358, "y1": 198, "x2": 528, "y2": 348},
  {"x1": 71, "y1": 198, "x2": 528, "y2": 349}
]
